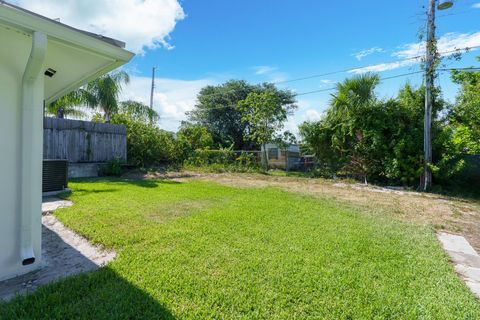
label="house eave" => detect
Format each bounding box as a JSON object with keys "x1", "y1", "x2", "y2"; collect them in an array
[
  {"x1": 0, "y1": 2, "x2": 134, "y2": 103},
  {"x1": 0, "y1": 3, "x2": 134, "y2": 62}
]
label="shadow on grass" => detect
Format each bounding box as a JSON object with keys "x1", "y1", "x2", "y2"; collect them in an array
[
  {"x1": 0, "y1": 267, "x2": 176, "y2": 319},
  {"x1": 70, "y1": 177, "x2": 182, "y2": 189},
  {"x1": 0, "y1": 222, "x2": 176, "y2": 319},
  {"x1": 429, "y1": 186, "x2": 480, "y2": 203}
]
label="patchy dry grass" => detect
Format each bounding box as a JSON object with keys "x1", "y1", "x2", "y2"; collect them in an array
[
  {"x1": 196, "y1": 172, "x2": 480, "y2": 251},
  {"x1": 146, "y1": 199, "x2": 218, "y2": 223}
]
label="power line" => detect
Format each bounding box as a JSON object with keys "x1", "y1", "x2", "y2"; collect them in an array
[
  {"x1": 157, "y1": 45, "x2": 480, "y2": 106},
  {"x1": 275, "y1": 45, "x2": 480, "y2": 85},
  {"x1": 157, "y1": 66, "x2": 479, "y2": 120},
  {"x1": 158, "y1": 70, "x2": 431, "y2": 118},
  {"x1": 439, "y1": 67, "x2": 480, "y2": 72},
  {"x1": 294, "y1": 71, "x2": 425, "y2": 97},
  {"x1": 173, "y1": 47, "x2": 476, "y2": 107},
  {"x1": 153, "y1": 45, "x2": 480, "y2": 116}
]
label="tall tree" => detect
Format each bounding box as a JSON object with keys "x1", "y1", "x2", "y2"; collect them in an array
[
  {"x1": 188, "y1": 80, "x2": 296, "y2": 150},
  {"x1": 85, "y1": 71, "x2": 130, "y2": 123},
  {"x1": 238, "y1": 90, "x2": 297, "y2": 170},
  {"x1": 188, "y1": 80, "x2": 255, "y2": 149}
]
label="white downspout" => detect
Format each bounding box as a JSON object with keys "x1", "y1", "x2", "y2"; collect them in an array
[{"x1": 20, "y1": 31, "x2": 47, "y2": 265}]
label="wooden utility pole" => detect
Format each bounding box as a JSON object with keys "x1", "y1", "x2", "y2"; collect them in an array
[
  {"x1": 421, "y1": 0, "x2": 436, "y2": 191},
  {"x1": 150, "y1": 67, "x2": 156, "y2": 109}
]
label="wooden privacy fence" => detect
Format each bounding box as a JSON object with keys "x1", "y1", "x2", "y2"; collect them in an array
[{"x1": 43, "y1": 117, "x2": 127, "y2": 163}]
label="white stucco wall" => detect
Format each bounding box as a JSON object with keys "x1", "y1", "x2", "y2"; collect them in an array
[
  {"x1": 0, "y1": 26, "x2": 44, "y2": 280},
  {"x1": 0, "y1": 3, "x2": 133, "y2": 281}
]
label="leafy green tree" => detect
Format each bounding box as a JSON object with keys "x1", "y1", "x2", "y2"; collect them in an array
[
  {"x1": 85, "y1": 71, "x2": 130, "y2": 123},
  {"x1": 177, "y1": 122, "x2": 214, "y2": 152},
  {"x1": 238, "y1": 90, "x2": 297, "y2": 170},
  {"x1": 188, "y1": 80, "x2": 255, "y2": 149},
  {"x1": 188, "y1": 80, "x2": 296, "y2": 150},
  {"x1": 450, "y1": 60, "x2": 480, "y2": 154}
]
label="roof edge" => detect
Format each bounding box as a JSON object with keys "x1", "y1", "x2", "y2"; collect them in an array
[
  {"x1": 0, "y1": 1, "x2": 134, "y2": 62},
  {"x1": 0, "y1": 1, "x2": 127, "y2": 48}
]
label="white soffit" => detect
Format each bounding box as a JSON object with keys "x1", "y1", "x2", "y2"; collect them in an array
[{"x1": 0, "y1": 2, "x2": 134, "y2": 103}]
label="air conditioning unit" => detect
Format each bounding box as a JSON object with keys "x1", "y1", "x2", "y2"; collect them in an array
[{"x1": 42, "y1": 160, "x2": 68, "y2": 193}]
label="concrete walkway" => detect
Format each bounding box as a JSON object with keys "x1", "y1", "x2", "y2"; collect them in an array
[
  {"x1": 41, "y1": 196, "x2": 73, "y2": 213},
  {"x1": 0, "y1": 198, "x2": 115, "y2": 301},
  {"x1": 437, "y1": 232, "x2": 480, "y2": 299}
]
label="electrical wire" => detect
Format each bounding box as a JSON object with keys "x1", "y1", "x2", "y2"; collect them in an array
[
  {"x1": 157, "y1": 66, "x2": 479, "y2": 120},
  {"x1": 275, "y1": 45, "x2": 480, "y2": 85},
  {"x1": 155, "y1": 45, "x2": 480, "y2": 109}
]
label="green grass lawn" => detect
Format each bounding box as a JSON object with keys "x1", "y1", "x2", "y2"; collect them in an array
[{"x1": 1, "y1": 178, "x2": 479, "y2": 319}]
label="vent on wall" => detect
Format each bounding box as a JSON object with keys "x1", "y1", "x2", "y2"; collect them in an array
[
  {"x1": 42, "y1": 160, "x2": 68, "y2": 193},
  {"x1": 44, "y1": 68, "x2": 57, "y2": 77}
]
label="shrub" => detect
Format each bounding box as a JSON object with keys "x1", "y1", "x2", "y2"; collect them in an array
[
  {"x1": 110, "y1": 114, "x2": 181, "y2": 167},
  {"x1": 177, "y1": 122, "x2": 214, "y2": 155},
  {"x1": 184, "y1": 149, "x2": 260, "y2": 173},
  {"x1": 185, "y1": 148, "x2": 235, "y2": 166},
  {"x1": 99, "y1": 158, "x2": 124, "y2": 176},
  {"x1": 235, "y1": 151, "x2": 258, "y2": 168}
]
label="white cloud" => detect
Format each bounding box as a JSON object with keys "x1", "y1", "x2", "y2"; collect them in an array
[
  {"x1": 352, "y1": 47, "x2": 385, "y2": 61},
  {"x1": 303, "y1": 109, "x2": 322, "y2": 122},
  {"x1": 319, "y1": 79, "x2": 335, "y2": 88},
  {"x1": 253, "y1": 65, "x2": 288, "y2": 83},
  {"x1": 270, "y1": 72, "x2": 289, "y2": 83},
  {"x1": 253, "y1": 66, "x2": 278, "y2": 75},
  {"x1": 121, "y1": 76, "x2": 214, "y2": 132},
  {"x1": 394, "y1": 32, "x2": 480, "y2": 59},
  {"x1": 284, "y1": 116, "x2": 300, "y2": 137},
  {"x1": 14, "y1": 0, "x2": 185, "y2": 53},
  {"x1": 472, "y1": 3, "x2": 480, "y2": 9},
  {"x1": 350, "y1": 59, "x2": 419, "y2": 74},
  {"x1": 350, "y1": 32, "x2": 480, "y2": 74}
]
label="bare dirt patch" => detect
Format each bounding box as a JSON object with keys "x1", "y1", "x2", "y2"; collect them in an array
[
  {"x1": 122, "y1": 169, "x2": 201, "y2": 181},
  {"x1": 191, "y1": 173, "x2": 480, "y2": 252},
  {"x1": 146, "y1": 199, "x2": 216, "y2": 223}
]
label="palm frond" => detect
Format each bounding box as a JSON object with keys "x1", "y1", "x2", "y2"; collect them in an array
[{"x1": 120, "y1": 100, "x2": 159, "y2": 123}]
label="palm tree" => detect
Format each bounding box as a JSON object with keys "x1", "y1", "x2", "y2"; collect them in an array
[
  {"x1": 46, "y1": 89, "x2": 88, "y2": 119},
  {"x1": 119, "y1": 100, "x2": 159, "y2": 123},
  {"x1": 85, "y1": 71, "x2": 130, "y2": 122},
  {"x1": 330, "y1": 73, "x2": 380, "y2": 116},
  {"x1": 328, "y1": 73, "x2": 380, "y2": 184}
]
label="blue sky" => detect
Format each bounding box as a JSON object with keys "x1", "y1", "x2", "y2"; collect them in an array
[{"x1": 16, "y1": 0, "x2": 480, "y2": 133}]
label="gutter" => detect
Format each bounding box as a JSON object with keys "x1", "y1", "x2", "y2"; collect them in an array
[{"x1": 20, "y1": 31, "x2": 47, "y2": 265}]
